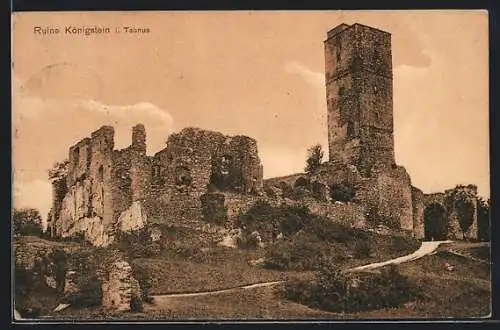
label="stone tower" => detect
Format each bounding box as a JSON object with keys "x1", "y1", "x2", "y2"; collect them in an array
[
  {"x1": 132, "y1": 123, "x2": 147, "y2": 155},
  {"x1": 324, "y1": 23, "x2": 395, "y2": 176}
]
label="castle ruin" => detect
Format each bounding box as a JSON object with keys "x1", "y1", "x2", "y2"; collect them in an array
[{"x1": 47, "y1": 23, "x2": 479, "y2": 246}]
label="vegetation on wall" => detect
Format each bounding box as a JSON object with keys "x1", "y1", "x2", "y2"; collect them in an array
[
  {"x1": 330, "y1": 183, "x2": 356, "y2": 203},
  {"x1": 305, "y1": 144, "x2": 324, "y2": 174},
  {"x1": 477, "y1": 197, "x2": 490, "y2": 242}
]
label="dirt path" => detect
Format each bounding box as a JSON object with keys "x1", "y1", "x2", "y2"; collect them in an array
[
  {"x1": 345, "y1": 240, "x2": 453, "y2": 272},
  {"x1": 151, "y1": 240, "x2": 452, "y2": 301}
]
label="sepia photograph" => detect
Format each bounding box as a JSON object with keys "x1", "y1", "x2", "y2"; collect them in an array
[{"x1": 11, "y1": 10, "x2": 490, "y2": 321}]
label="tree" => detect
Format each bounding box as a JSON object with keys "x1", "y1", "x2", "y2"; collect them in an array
[
  {"x1": 13, "y1": 208, "x2": 43, "y2": 237},
  {"x1": 305, "y1": 144, "x2": 324, "y2": 174},
  {"x1": 477, "y1": 197, "x2": 490, "y2": 242}
]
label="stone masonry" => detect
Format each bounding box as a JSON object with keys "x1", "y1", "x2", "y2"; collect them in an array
[
  {"x1": 48, "y1": 22, "x2": 479, "y2": 243},
  {"x1": 48, "y1": 125, "x2": 264, "y2": 246}
]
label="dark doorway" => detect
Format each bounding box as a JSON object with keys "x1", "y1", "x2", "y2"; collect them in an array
[{"x1": 424, "y1": 203, "x2": 447, "y2": 241}]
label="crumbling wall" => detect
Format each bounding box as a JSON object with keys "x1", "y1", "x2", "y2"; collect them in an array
[
  {"x1": 444, "y1": 186, "x2": 478, "y2": 240},
  {"x1": 101, "y1": 260, "x2": 142, "y2": 312},
  {"x1": 158, "y1": 128, "x2": 264, "y2": 197},
  {"x1": 411, "y1": 186, "x2": 425, "y2": 239},
  {"x1": 355, "y1": 166, "x2": 413, "y2": 231}
]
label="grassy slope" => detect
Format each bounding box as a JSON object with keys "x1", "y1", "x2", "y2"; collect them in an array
[
  {"x1": 139, "y1": 245, "x2": 490, "y2": 320},
  {"x1": 131, "y1": 225, "x2": 419, "y2": 295},
  {"x1": 31, "y1": 234, "x2": 491, "y2": 320},
  {"x1": 132, "y1": 248, "x2": 301, "y2": 294}
]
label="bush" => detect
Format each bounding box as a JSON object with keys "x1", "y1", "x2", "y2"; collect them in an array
[
  {"x1": 238, "y1": 202, "x2": 374, "y2": 270},
  {"x1": 14, "y1": 265, "x2": 59, "y2": 317},
  {"x1": 282, "y1": 263, "x2": 424, "y2": 313},
  {"x1": 354, "y1": 239, "x2": 374, "y2": 258},
  {"x1": 265, "y1": 233, "x2": 348, "y2": 271},
  {"x1": 305, "y1": 144, "x2": 324, "y2": 174},
  {"x1": 62, "y1": 276, "x2": 102, "y2": 308},
  {"x1": 330, "y1": 183, "x2": 356, "y2": 203},
  {"x1": 236, "y1": 201, "x2": 312, "y2": 243},
  {"x1": 116, "y1": 228, "x2": 160, "y2": 258},
  {"x1": 129, "y1": 262, "x2": 151, "y2": 302},
  {"x1": 200, "y1": 192, "x2": 228, "y2": 225}
]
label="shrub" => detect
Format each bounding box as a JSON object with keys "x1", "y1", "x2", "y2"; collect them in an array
[
  {"x1": 265, "y1": 233, "x2": 347, "y2": 271},
  {"x1": 116, "y1": 228, "x2": 160, "y2": 258},
  {"x1": 130, "y1": 262, "x2": 155, "y2": 303},
  {"x1": 282, "y1": 263, "x2": 423, "y2": 313},
  {"x1": 477, "y1": 197, "x2": 490, "y2": 242},
  {"x1": 200, "y1": 192, "x2": 228, "y2": 225},
  {"x1": 62, "y1": 276, "x2": 103, "y2": 308},
  {"x1": 330, "y1": 183, "x2": 356, "y2": 203},
  {"x1": 305, "y1": 144, "x2": 324, "y2": 174},
  {"x1": 353, "y1": 239, "x2": 374, "y2": 258}
]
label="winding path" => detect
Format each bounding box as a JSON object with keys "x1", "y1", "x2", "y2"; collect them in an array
[{"x1": 151, "y1": 240, "x2": 452, "y2": 301}]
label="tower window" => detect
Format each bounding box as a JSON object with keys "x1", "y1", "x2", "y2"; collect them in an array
[
  {"x1": 98, "y1": 165, "x2": 104, "y2": 181},
  {"x1": 347, "y1": 121, "x2": 354, "y2": 137}
]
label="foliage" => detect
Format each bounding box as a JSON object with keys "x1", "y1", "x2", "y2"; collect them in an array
[
  {"x1": 62, "y1": 276, "x2": 103, "y2": 308},
  {"x1": 353, "y1": 239, "x2": 373, "y2": 258},
  {"x1": 282, "y1": 263, "x2": 424, "y2": 313},
  {"x1": 130, "y1": 261, "x2": 156, "y2": 304},
  {"x1": 14, "y1": 265, "x2": 58, "y2": 318},
  {"x1": 237, "y1": 201, "x2": 374, "y2": 270},
  {"x1": 445, "y1": 185, "x2": 478, "y2": 239},
  {"x1": 265, "y1": 232, "x2": 346, "y2": 271},
  {"x1": 116, "y1": 228, "x2": 161, "y2": 258},
  {"x1": 305, "y1": 144, "x2": 324, "y2": 174},
  {"x1": 235, "y1": 201, "x2": 311, "y2": 243},
  {"x1": 13, "y1": 208, "x2": 44, "y2": 237},
  {"x1": 200, "y1": 193, "x2": 228, "y2": 225},
  {"x1": 477, "y1": 197, "x2": 490, "y2": 242},
  {"x1": 48, "y1": 159, "x2": 70, "y2": 180},
  {"x1": 330, "y1": 183, "x2": 356, "y2": 203}
]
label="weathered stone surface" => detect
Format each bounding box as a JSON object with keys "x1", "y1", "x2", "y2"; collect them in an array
[
  {"x1": 217, "y1": 228, "x2": 243, "y2": 248},
  {"x1": 411, "y1": 186, "x2": 425, "y2": 239},
  {"x1": 325, "y1": 23, "x2": 395, "y2": 176},
  {"x1": 118, "y1": 201, "x2": 147, "y2": 232},
  {"x1": 50, "y1": 125, "x2": 264, "y2": 246},
  {"x1": 101, "y1": 260, "x2": 142, "y2": 312}
]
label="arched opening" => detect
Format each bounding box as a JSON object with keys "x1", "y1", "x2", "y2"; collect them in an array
[
  {"x1": 424, "y1": 203, "x2": 447, "y2": 241},
  {"x1": 209, "y1": 155, "x2": 239, "y2": 191},
  {"x1": 98, "y1": 165, "x2": 104, "y2": 181},
  {"x1": 175, "y1": 165, "x2": 192, "y2": 186}
]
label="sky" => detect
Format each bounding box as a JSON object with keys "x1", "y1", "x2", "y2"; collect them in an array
[{"x1": 11, "y1": 10, "x2": 489, "y2": 224}]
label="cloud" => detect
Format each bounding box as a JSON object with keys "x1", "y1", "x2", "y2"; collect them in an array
[
  {"x1": 12, "y1": 75, "x2": 176, "y2": 223},
  {"x1": 78, "y1": 99, "x2": 174, "y2": 131},
  {"x1": 284, "y1": 61, "x2": 325, "y2": 90}
]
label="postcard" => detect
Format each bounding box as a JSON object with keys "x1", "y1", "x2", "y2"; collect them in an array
[{"x1": 11, "y1": 10, "x2": 490, "y2": 321}]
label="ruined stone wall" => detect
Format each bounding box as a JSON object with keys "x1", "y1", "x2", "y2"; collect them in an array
[
  {"x1": 411, "y1": 186, "x2": 425, "y2": 239},
  {"x1": 341, "y1": 165, "x2": 413, "y2": 231}
]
